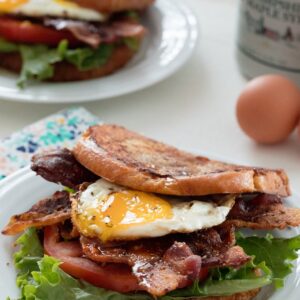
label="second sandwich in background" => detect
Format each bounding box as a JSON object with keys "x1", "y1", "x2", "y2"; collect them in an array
[{"x1": 0, "y1": 0, "x2": 154, "y2": 86}]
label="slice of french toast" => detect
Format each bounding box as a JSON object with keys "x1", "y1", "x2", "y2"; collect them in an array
[{"x1": 74, "y1": 124, "x2": 290, "y2": 197}]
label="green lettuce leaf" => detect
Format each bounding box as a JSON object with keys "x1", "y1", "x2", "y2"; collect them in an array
[
  {"x1": 165, "y1": 233, "x2": 300, "y2": 298},
  {"x1": 64, "y1": 44, "x2": 113, "y2": 71},
  {"x1": 0, "y1": 38, "x2": 18, "y2": 52},
  {"x1": 64, "y1": 187, "x2": 76, "y2": 194},
  {"x1": 17, "y1": 255, "x2": 151, "y2": 300},
  {"x1": 0, "y1": 38, "x2": 115, "y2": 87},
  {"x1": 162, "y1": 260, "x2": 272, "y2": 299},
  {"x1": 11, "y1": 228, "x2": 151, "y2": 300},
  {"x1": 9, "y1": 228, "x2": 300, "y2": 300},
  {"x1": 237, "y1": 233, "x2": 300, "y2": 288},
  {"x1": 17, "y1": 42, "x2": 67, "y2": 88},
  {"x1": 125, "y1": 11, "x2": 140, "y2": 22},
  {"x1": 14, "y1": 227, "x2": 43, "y2": 276},
  {"x1": 123, "y1": 38, "x2": 140, "y2": 52}
]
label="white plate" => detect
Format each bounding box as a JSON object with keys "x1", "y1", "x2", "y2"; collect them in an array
[
  {"x1": 0, "y1": 0, "x2": 198, "y2": 103},
  {"x1": 0, "y1": 167, "x2": 300, "y2": 299}
]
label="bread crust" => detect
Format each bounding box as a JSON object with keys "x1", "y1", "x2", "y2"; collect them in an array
[
  {"x1": 0, "y1": 45, "x2": 135, "y2": 82},
  {"x1": 196, "y1": 288, "x2": 261, "y2": 300},
  {"x1": 72, "y1": 0, "x2": 155, "y2": 13},
  {"x1": 73, "y1": 124, "x2": 290, "y2": 197}
]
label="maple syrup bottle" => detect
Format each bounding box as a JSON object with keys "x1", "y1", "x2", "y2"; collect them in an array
[{"x1": 237, "y1": 0, "x2": 300, "y2": 86}]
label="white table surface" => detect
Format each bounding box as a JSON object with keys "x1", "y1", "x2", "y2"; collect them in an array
[{"x1": 0, "y1": 0, "x2": 299, "y2": 191}]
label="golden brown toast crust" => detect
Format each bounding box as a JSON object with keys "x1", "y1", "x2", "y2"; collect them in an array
[
  {"x1": 72, "y1": 0, "x2": 155, "y2": 13},
  {"x1": 73, "y1": 124, "x2": 290, "y2": 197},
  {"x1": 0, "y1": 45, "x2": 135, "y2": 82},
  {"x1": 199, "y1": 288, "x2": 261, "y2": 300}
]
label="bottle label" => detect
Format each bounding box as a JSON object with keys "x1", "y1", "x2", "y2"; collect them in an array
[{"x1": 238, "y1": 0, "x2": 300, "y2": 72}]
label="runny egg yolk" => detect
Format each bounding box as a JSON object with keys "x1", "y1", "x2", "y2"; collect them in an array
[
  {"x1": 0, "y1": 0, "x2": 28, "y2": 12},
  {"x1": 54, "y1": 0, "x2": 78, "y2": 8},
  {"x1": 76, "y1": 190, "x2": 173, "y2": 242}
]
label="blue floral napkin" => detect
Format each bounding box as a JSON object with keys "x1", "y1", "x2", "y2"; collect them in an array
[{"x1": 0, "y1": 107, "x2": 101, "y2": 180}]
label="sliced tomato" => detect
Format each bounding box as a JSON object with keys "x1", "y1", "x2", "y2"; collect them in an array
[
  {"x1": 0, "y1": 17, "x2": 80, "y2": 46},
  {"x1": 44, "y1": 226, "x2": 210, "y2": 293},
  {"x1": 43, "y1": 226, "x2": 140, "y2": 293}
]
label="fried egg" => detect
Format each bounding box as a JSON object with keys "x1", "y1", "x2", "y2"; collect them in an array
[
  {"x1": 0, "y1": 0, "x2": 107, "y2": 21},
  {"x1": 72, "y1": 179, "x2": 235, "y2": 242}
]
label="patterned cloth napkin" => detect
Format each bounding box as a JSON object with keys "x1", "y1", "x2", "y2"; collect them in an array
[{"x1": 0, "y1": 107, "x2": 101, "y2": 180}]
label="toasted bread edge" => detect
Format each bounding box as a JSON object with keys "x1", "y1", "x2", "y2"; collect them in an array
[
  {"x1": 73, "y1": 125, "x2": 290, "y2": 197},
  {"x1": 198, "y1": 288, "x2": 261, "y2": 300}
]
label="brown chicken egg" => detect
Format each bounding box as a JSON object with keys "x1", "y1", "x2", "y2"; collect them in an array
[{"x1": 236, "y1": 75, "x2": 300, "y2": 144}]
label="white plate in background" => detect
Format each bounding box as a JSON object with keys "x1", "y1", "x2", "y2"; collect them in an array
[{"x1": 0, "y1": 0, "x2": 198, "y2": 103}]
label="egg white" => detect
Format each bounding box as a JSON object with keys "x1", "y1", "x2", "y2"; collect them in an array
[
  {"x1": 6, "y1": 0, "x2": 108, "y2": 21},
  {"x1": 73, "y1": 179, "x2": 236, "y2": 241}
]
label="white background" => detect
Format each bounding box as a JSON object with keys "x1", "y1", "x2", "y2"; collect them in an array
[{"x1": 0, "y1": 0, "x2": 299, "y2": 191}]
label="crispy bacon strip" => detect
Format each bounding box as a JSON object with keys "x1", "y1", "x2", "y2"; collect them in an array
[
  {"x1": 44, "y1": 19, "x2": 146, "y2": 48},
  {"x1": 58, "y1": 219, "x2": 80, "y2": 240},
  {"x1": 31, "y1": 148, "x2": 98, "y2": 189},
  {"x1": 203, "y1": 245, "x2": 251, "y2": 268},
  {"x1": 80, "y1": 226, "x2": 238, "y2": 266},
  {"x1": 226, "y1": 194, "x2": 300, "y2": 230},
  {"x1": 81, "y1": 237, "x2": 202, "y2": 296},
  {"x1": 136, "y1": 242, "x2": 202, "y2": 296},
  {"x1": 4, "y1": 191, "x2": 300, "y2": 237},
  {"x1": 2, "y1": 191, "x2": 71, "y2": 235},
  {"x1": 80, "y1": 226, "x2": 250, "y2": 296}
]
